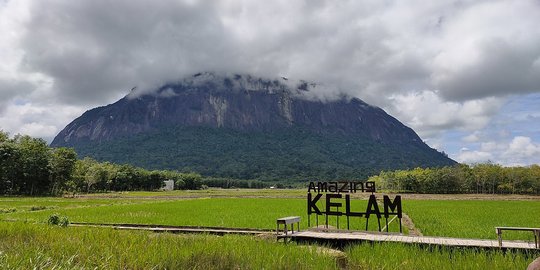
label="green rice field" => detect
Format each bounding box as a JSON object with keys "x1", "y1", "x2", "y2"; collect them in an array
[
  {"x1": 2, "y1": 195, "x2": 539, "y2": 239},
  {"x1": 405, "y1": 200, "x2": 540, "y2": 240},
  {"x1": 1, "y1": 190, "x2": 539, "y2": 269}
]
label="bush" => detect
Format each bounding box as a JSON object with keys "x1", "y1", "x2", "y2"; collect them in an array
[
  {"x1": 30, "y1": 205, "x2": 47, "y2": 211},
  {"x1": 48, "y1": 213, "x2": 69, "y2": 227},
  {"x1": 59, "y1": 216, "x2": 70, "y2": 227},
  {"x1": 0, "y1": 208, "x2": 16, "y2": 213}
]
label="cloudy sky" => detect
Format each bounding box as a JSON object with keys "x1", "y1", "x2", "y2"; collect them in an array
[{"x1": 1, "y1": 0, "x2": 539, "y2": 166}]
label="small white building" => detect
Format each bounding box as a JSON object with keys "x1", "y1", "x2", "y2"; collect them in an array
[{"x1": 161, "y1": 180, "x2": 175, "y2": 191}]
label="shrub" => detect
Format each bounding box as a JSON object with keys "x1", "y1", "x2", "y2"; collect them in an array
[
  {"x1": 59, "y1": 216, "x2": 70, "y2": 227},
  {"x1": 48, "y1": 213, "x2": 69, "y2": 227},
  {"x1": 0, "y1": 208, "x2": 16, "y2": 213}
]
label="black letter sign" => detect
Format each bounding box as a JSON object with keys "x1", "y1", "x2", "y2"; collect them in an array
[{"x1": 307, "y1": 193, "x2": 322, "y2": 215}]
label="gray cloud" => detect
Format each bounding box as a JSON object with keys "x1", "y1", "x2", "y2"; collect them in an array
[
  {"x1": 15, "y1": 0, "x2": 539, "y2": 108},
  {"x1": 0, "y1": 79, "x2": 34, "y2": 113},
  {"x1": 434, "y1": 38, "x2": 540, "y2": 101},
  {"x1": 16, "y1": 0, "x2": 445, "y2": 107},
  {"x1": 1, "y1": 0, "x2": 540, "y2": 158},
  {"x1": 19, "y1": 0, "x2": 237, "y2": 105}
]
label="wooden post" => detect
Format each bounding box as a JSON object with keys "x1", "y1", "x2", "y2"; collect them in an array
[{"x1": 496, "y1": 228, "x2": 502, "y2": 248}]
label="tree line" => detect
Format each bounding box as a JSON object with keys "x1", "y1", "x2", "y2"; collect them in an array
[
  {"x1": 370, "y1": 164, "x2": 540, "y2": 194},
  {"x1": 201, "y1": 178, "x2": 269, "y2": 189},
  {"x1": 0, "y1": 131, "x2": 207, "y2": 195},
  {"x1": 72, "y1": 158, "x2": 205, "y2": 193},
  {"x1": 3, "y1": 131, "x2": 540, "y2": 195}
]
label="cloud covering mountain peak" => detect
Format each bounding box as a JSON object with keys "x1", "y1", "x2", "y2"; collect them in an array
[{"x1": 1, "y1": 0, "x2": 539, "y2": 165}]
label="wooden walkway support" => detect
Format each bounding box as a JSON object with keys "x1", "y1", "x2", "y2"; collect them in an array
[
  {"x1": 289, "y1": 230, "x2": 539, "y2": 250},
  {"x1": 69, "y1": 222, "x2": 539, "y2": 251},
  {"x1": 496, "y1": 227, "x2": 540, "y2": 249},
  {"x1": 70, "y1": 222, "x2": 272, "y2": 236},
  {"x1": 276, "y1": 216, "x2": 301, "y2": 242}
]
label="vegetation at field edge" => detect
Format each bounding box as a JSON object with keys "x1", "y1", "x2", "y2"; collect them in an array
[
  {"x1": 5, "y1": 196, "x2": 540, "y2": 240},
  {"x1": 0, "y1": 222, "x2": 537, "y2": 269},
  {"x1": 0, "y1": 222, "x2": 337, "y2": 269},
  {"x1": 346, "y1": 242, "x2": 537, "y2": 270},
  {"x1": 405, "y1": 200, "x2": 540, "y2": 240},
  {"x1": 2, "y1": 198, "x2": 404, "y2": 233}
]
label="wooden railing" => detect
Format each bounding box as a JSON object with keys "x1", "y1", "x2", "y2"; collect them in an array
[{"x1": 495, "y1": 227, "x2": 540, "y2": 249}]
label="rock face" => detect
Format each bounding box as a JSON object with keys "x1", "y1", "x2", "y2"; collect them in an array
[
  {"x1": 52, "y1": 73, "x2": 424, "y2": 147},
  {"x1": 51, "y1": 72, "x2": 456, "y2": 180}
]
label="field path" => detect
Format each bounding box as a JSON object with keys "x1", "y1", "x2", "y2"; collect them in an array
[
  {"x1": 71, "y1": 190, "x2": 540, "y2": 201},
  {"x1": 402, "y1": 213, "x2": 423, "y2": 236}
]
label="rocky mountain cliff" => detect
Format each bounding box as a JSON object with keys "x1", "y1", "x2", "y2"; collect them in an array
[{"x1": 51, "y1": 73, "x2": 456, "y2": 180}]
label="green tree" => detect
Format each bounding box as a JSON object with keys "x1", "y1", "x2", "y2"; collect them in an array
[
  {"x1": 0, "y1": 130, "x2": 8, "y2": 142},
  {"x1": 179, "y1": 172, "x2": 203, "y2": 190},
  {"x1": 0, "y1": 138, "x2": 20, "y2": 194},
  {"x1": 15, "y1": 135, "x2": 51, "y2": 195},
  {"x1": 49, "y1": 147, "x2": 77, "y2": 195},
  {"x1": 472, "y1": 163, "x2": 502, "y2": 194}
]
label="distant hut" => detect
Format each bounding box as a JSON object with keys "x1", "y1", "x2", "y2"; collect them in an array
[{"x1": 161, "y1": 180, "x2": 174, "y2": 191}]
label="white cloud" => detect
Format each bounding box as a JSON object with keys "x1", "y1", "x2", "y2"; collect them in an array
[
  {"x1": 17, "y1": 122, "x2": 58, "y2": 139},
  {"x1": 456, "y1": 136, "x2": 540, "y2": 166},
  {"x1": 0, "y1": 0, "x2": 538, "y2": 160},
  {"x1": 3, "y1": 0, "x2": 538, "y2": 107},
  {"x1": 431, "y1": 0, "x2": 540, "y2": 101},
  {"x1": 503, "y1": 136, "x2": 540, "y2": 159},
  {"x1": 479, "y1": 142, "x2": 503, "y2": 152},
  {"x1": 462, "y1": 131, "x2": 481, "y2": 143},
  {"x1": 457, "y1": 148, "x2": 493, "y2": 164},
  {"x1": 0, "y1": 103, "x2": 84, "y2": 142},
  {"x1": 386, "y1": 90, "x2": 504, "y2": 138}
]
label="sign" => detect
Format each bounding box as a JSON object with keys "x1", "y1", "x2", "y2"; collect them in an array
[{"x1": 307, "y1": 181, "x2": 403, "y2": 232}]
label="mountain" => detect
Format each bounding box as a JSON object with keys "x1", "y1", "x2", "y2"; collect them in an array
[{"x1": 51, "y1": 72, "x2": 456, "y2": 181}]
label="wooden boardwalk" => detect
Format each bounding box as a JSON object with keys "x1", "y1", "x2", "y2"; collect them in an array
[
  {"x1": 70, "y1": 222, "x2": 538, "y2": 250},
  {"x1": 70, "y1": 222, "x2": 272, "y2": 236},
  {"x1": 287, "y1": 230, "x2": 538, "y2": 250}
]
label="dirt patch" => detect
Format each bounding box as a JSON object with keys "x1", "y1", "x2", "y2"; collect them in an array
[
  {"x1": 346, "y1": 192, "x2": 540, "y2": 201},
  {"x1": 71, "y1": 190, "x2": 539, "y2": 201},
  {"x1": 402, "y1": 212, "x2": 422, "y2": 236},
  {"x1": 398, "y1": 193, "x2": 540, "y2": 201},
  {"x1": 70, "y1": 194, "x2": 304, "y2": 200}
]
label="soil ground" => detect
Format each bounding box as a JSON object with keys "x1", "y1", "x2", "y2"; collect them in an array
[{"x1": 72, "y1": 189, "x2": 540, "y2": 201}]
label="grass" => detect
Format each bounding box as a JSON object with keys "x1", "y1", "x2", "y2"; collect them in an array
[
  {"x1": 0, "y1": 222, "x2": 338, "y2": 269},
  {"x1": 1, "y1": 191, "x2": 539, "y2": 269},
  {"x1": 0, "y1": 196, "x2": 145, "y2": 212},
  {"x1": 0, "y1": 221, "x2": 536, "y2": 269},
  {"x1": 405, "y1": 200, "x2": 540, "y2": 240},
  {"x1": 4, "y1": 196, "x2": 540, "y2": 239},
  {"x1": 346, "y1": 242, "x2": 536, "y2": 269},
  {"x1": 3, "y1": 197, "x2": 404, "y2": 232},
  {"x1": 83, "y1": 188, "x2": 307, "y2": 198}
]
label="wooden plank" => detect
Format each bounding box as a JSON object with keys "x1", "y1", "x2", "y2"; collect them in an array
[
  {"x1": 445, "y1": 238, "x2": 458, "y2": 246},
  {"x1": 392, "y1": 235, "x2": 403, "y2": 242},
  {"x1": 277, "y1": 216, "x2": 301, "y2": 224},
  {"x1": 496, "y1": 226, "x2": 540, "y2": 231},
  {"x1": 416, "y1": 237, "x2": 428, "y2": 244},
  {"x1": 286, "y1": 230, "x2": 538, "y2": 251}
]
